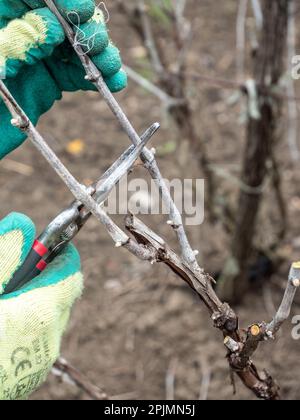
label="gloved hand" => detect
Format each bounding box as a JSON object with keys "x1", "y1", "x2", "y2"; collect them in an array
[
  {"x1": 0, "y1": 0, "x2": 127, "y2": 158},
  {"x1": 0, "y1": 213, "x2": 83, "y2": 400}
]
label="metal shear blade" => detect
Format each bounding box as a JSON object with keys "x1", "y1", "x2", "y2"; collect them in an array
[
  {"x1": 3, "y1": 123, "x2": 160, "y2": 295},
  {"x1": 66, "y1": 122, "x2": 160, "y2": 239}
]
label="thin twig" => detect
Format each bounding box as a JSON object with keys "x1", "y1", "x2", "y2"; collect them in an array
[
  {"x1": 52, "y1": 357, "x2": 108, "y2": 400},
  {"x1": 124, "y1": 66, "x2": 300, "y2": 106},
  {"x1": 286, "y1": 0, "x2": 300, "y2": 162},
  {"x1": 173, "y1": 0, "x2": 192, "y2": 74},
  {"x1": 165, "y1": 358, "x2": 178, "y2": 400},
  {"x1": 137, "y1": 0, "x2": 166, "y2": 78},
  {"x1": 174, "y1": 0, "x2": 187, "y2": 20},
  {"x1": 267, "y1": 262, "x2": 300, "y2": 335},
  {"x1": 251, "y1": 0, "x2": 263, "y2": 29},
  {"x1": 0, "y1": 81, "x2": 158, "y2": 262},
  {"x1": 0, "y1": 159, "x2": 33, "y2": 176},
  {"x1": 199, "y1": 357, "x2": 211, "y2": 401},
  {"x1": 185, "y1": 71, "x2": 300, "y2": 102},
  {"x1": 44, "y1": 0, "x2": 199, "y2": 268},
  {"x1": 208, "y1": 163, "x2": 265, "y2": 195},
  {"x1": 236, "y1": 0, "x2": 249, "y2": 81},
  {"x1": 123, "y1": 64, "x2": 184, "y2": 107},
  {"x1": 110, "y1": 391, "x2": 139, "y2": 400},
  {"x1": 270, "y1": 152, "x2": 288, "y2": 241}
]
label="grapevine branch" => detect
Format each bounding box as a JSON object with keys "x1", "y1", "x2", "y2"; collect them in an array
[
  {"x1": 0, "y1": 0, "x2": 299, "y2": 400},
  {"x1": 43, "y1": 0, "x2": 199, "y2": 270},
  {"x1": 0, "y1": 80, "x2": 156, "y2": 261},
  {"x1": 52, "y1": 358, "x2": 108, "y2": 400},
  {"x1": 137, "y1": 0, "x2": 166, "y2": 78},
  {"x1": 53, "y1": 358, "x2": 138, "y2": 400},
  {"x1": 1, "y1": 73, "x2": 298, "y2": 400}
]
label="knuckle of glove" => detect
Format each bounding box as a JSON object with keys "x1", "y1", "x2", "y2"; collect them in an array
[
  {"x1": 75, "y1": 8, "x2": 109, "y2": 55},
  {"x1": 23, "y1": 0, "x2": 95, "y2": 23},
  {"x1": 0, "y1": 8, "x2": 64, "y2": 78},
  {"x1": 73, "y1": 7, "x2": 128, "y2": 92}
]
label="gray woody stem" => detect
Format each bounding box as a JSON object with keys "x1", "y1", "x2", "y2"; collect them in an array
[
  {"x1": 43, "y1": 0, "x2": 199, "y2": 269},
  {"x1": 0, "y1": 76, "x2": 287, "y2": 399},
  {"x1": 0, "y1": 81, "x2": 157, "y2": 262},
  {"x1": 137, "y1": 0, "x2": 166, "y2": 77},
  {"x1": 0, "y1": 80, "x2": 127, "y2": 246},
  {"x1": 267, "y1": 262, "x2": 300, "y2": 335},
  {"x1": 123, "y1": 64, "x2": 184, "y2": 108},
  {"x1": 53, "y1": 358, "x2": 108, "y2": 400}
]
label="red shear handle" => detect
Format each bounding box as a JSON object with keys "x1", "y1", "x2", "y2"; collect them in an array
[{"x1": 4, "y1": 240, "x2": 48, "y2": 294}]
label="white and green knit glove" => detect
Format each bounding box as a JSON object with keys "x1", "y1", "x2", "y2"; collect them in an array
[{"x1": 0, "y1": 213, "x2": 83, "y2": 400}]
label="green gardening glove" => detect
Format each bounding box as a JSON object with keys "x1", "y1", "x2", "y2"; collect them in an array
[
  {"x1": 0, "y1": 212, "x2": 83, "y2": 400},
  {"x1": 0, "y1": 0, "x2": 127, "y2": 159}
]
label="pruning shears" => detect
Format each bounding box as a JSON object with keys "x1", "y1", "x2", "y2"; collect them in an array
[{"x1": 4, "y1": 123, "x2": 159, "y2": 294}]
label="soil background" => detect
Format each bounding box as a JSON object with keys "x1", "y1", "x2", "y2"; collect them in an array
[{"x1": 1, "y1": 0, "x2": 300, "y2": 400}]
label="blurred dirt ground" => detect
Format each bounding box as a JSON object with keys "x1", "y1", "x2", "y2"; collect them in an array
[{"x1": 1, "y1": 0, "x2": 300, "y2": 400}]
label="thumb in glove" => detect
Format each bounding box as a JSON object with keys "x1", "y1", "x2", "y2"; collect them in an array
[{"x1": 0, "y1": 213, "x2": 83, "y2": 400}]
